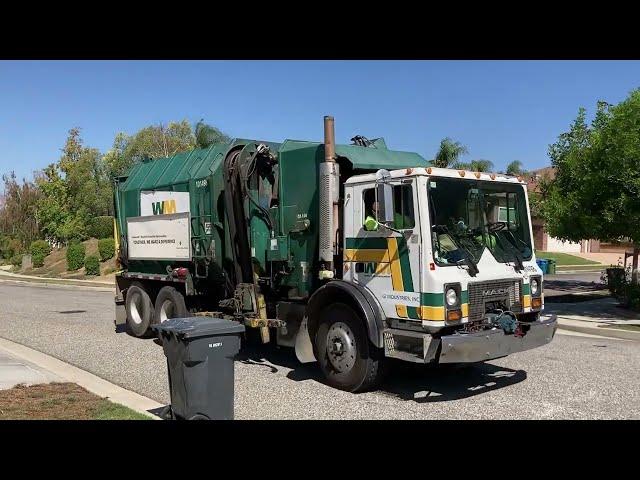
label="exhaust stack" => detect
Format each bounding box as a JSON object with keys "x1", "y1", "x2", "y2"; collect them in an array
[
  {"x1": 324, "y1": 116, "x2": 336, "y2": 163},
  {"x1": 319, "y1": 116, "x2": 340, "y2": 279}
]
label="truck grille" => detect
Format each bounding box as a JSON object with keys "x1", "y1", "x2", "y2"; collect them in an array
[{"x1": 467, "y1": 279, "x2": 523, "y2": 322}]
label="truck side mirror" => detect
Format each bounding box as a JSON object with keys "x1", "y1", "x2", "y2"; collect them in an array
[{"x1": 376, "y1": 182, "x2": 394, "y2": 225}]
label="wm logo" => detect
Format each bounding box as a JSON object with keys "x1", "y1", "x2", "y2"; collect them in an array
[
  {"x1": 151, "y1": 200, "x2": 177, "y2": 215},
  {"x1": 364, "y1": 262, "x2": 376, "y2": 275}
]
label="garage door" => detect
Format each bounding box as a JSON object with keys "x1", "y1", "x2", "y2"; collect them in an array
[{"x1": 546, "y1": 236, "x2": 581, "y2": 253}]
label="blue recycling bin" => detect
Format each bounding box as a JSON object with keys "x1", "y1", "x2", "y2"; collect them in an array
[{"x1": 536, "y1": 258, "x2": 548, "y2": 274}]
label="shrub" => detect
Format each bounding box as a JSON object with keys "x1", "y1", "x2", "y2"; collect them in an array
[
  {"x1": 98, "y1": 238, "x2": 115, "y2": 262},
  {"x1": 30, "y1": 240, "x2": 51, "y2": 268},
  {"x1": 604, "y1": 267, "x2": 627, "y2": 297},
  {"x1": 624, "y1": 283, "x2": 640, "y2": 311},
  {"x1": 10, "y1": 253, "x2": 24, "y2": 267},
  {"x1": 84, "y1": 255, "x2": 100, "y2": 276},
  {"x1": 1, "y1": 236, "x2": 22, "y2": 260},
  {"x1": 88, "y1": 216, "x2": 114, "y2": 239},
  {"x1": 66, "y1": 243, "x2": 86, "y2": 271},
  {"x1": 603, "y1": 264, "x2": 640, "y2": 312}
]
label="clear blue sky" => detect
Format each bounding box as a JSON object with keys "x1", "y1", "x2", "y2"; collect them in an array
[{"x1": 1, "y1": 60, "x2": 639, "y2": 182}]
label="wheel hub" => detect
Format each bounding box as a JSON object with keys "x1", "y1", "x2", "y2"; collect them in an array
[
  {"x1": 326, "y1": 322, "x2": 357, "y2": 373},
  {"x1": 159, "y1": 299, "x2": 174, "y2": 323},
  {"x1": 129, "y1": 291, "x2": 143, "y2": 325}
]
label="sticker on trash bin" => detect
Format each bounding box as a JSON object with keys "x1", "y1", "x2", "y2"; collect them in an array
[{"x1": 209, "y1": 342, "x2": 222, "y2": 348}]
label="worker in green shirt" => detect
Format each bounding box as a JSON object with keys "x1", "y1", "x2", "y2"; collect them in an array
[{"x1": 363, "y1": 201, "x2": 413, "y2": 231}]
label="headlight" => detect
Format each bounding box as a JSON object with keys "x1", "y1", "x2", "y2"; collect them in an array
[
  {"x1": 531, "y1": 278, "x2": 539, "y2": 296},
  {"x1": 446, "y1": 288, "x2": 458, "y2": 306}
]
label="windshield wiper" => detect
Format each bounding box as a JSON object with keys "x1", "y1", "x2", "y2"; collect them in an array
[
  {"x1": 457, "y1": 256, "x2": 479, "y2": 277},
  {"x1": 490, "y1": 230, "x2": 524, "y2": 271},
  {"x1": 434, "y1": 225, "x2": 480, "y2": 276},
  {"x1": 449, "y1": 230, "x2": 481, "y2": 276}
]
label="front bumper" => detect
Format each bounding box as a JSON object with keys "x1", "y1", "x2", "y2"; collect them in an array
[{"x1": 383, "y1": 314, "x2": 557, "y2": 364}]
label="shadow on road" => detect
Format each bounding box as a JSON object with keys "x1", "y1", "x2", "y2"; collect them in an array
[
  {"x1": 121, "y1": 328, "x2": 529, "y2": 404},
  {"x1": 545, "y1": 278, "x2": 605, "y2": 293},
  {"x1": 545, "y1": 296, "x2": 640, "y2": 321},
  {"x1": 379, "y1": 361, "x2": 526, "y2": 403},
  {"x1": 236, "y1": 342, "x2": 526, "y2": 402}
]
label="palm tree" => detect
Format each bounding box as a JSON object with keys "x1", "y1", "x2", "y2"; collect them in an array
[
  {"x1": 469, "y1": 159, "x2": 494, "y2": 172},
  {"x1": 452, "y1": 161, "x2": 470, "y2": 170},
  {"x1": 195, "y1": 120, "x2": 230, "y2": 149},
  {"x1": 506, "y1": 160, "x2": 525, "y2": 176},
  {"x1": 430, "y1": 138, "x2": 468, "y2": 168}
]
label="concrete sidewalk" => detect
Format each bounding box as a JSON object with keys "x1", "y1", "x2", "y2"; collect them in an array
[
  {"x1": 0, "y1": 347, "x2": 62, "y2": 390},
  {"x1": 0, "y1": 337, "x2": 163, "y2": 418},
  {"x1": 545, "y1": 297, "x2": 640, "y2": 341}
]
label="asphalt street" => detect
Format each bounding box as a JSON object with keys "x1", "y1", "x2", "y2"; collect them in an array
[{"x1": 0, "y1": 280, "x2": 638, "y2": 419}]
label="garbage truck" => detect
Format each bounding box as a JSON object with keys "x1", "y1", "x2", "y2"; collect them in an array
[{"x1": 113, "y1": 116, "x2": 557, "y2": 392}]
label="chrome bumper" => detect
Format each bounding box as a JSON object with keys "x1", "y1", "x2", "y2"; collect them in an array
[{"x1": 383, "y1": 314, "x2": 558, "y2": 364}]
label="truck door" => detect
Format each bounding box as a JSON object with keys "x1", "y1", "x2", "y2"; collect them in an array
[{"x1": 344, "y1": 179, "x2": 422, "y2": 320}]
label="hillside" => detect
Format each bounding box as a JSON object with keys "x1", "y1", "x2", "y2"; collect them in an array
[{"x1": 22, "y1": 238, "x2": 117, "y2": 282}]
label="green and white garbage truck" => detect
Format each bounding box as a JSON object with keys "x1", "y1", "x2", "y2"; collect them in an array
[{"x1": 113, "y1": 116, "x2": 557, "y2": 392}]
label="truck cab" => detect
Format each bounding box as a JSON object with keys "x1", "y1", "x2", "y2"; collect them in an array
[{"x1": 326, "y1": 166, "x2": 556, "y2": 368}]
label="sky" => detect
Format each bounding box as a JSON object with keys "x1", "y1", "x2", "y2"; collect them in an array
[{"x1": 1, "y1": 60, "x2": 639, "y2": 183}]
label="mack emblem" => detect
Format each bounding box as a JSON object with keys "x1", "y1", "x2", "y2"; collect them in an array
[{"x1": 482, "y1": 288, "x2": 509, "y2": 297}]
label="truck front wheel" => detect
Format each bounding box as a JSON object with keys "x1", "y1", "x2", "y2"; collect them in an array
[
  {"x1": 125, "y1": 283, "x2": 154, "y2": 337},
  {"x1": 154, "y1": 286, "x2": 188, "y2": 324},
  {"x1": 315, "y1": 302, "x2": 385, "y2": 393}
]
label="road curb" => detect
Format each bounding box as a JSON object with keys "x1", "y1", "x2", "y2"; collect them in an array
[
  {"x1": 0, "y1": 275, "x2": 114, "y2": 290},
  {"x1": 557, "y1": 321, "x2": 640, "y2": 342},
  {"x1": 0, "y1": 336, "x2": 164, "y2": 419},
  {"x1": 0, "y1": 270, "x2": 113, "y2": 286}
]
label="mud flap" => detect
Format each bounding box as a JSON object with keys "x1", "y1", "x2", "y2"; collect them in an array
[{"x1": 295, "y1": 316, "x2": 317, "y2": 363}]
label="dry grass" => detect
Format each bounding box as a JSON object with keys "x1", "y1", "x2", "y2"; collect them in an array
[
  {"x1": 23, "y1": 238, "x2": 117, "y2": 281},
  {"x1": 0, "y1": 383, "x2": 150, "y2": 420}
]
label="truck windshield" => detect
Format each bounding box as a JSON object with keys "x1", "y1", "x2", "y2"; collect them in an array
[{"x1": 427, "y1": 177, "x2": 533, "y2": 268}]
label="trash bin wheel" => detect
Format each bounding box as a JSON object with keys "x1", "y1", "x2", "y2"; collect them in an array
[
  {"x1": 125, "y1": 283, "x2": 154, "y2": 337},
  {"x1": 189, "y1": 414, "x2": 210, "y2": 420},
  {"x1": 315, "y1": 302, "x2": 385, "y2": 393},
  {"x1": 154, "y1": 286, "x2": 188, "y2": 325},
  {"x1": 158, "y1": 405, "x2": 174, "y2": 420}
]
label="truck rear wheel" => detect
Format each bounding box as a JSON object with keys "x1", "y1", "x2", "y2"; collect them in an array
[
  {"x1": 154, "y1": 286, "x2": 188, "y2": 324},
  {"x1": 125, "y1": 283, "x2": 154, "y2": 337},
  {"x1": 315, "y1": 302, "x2": 384, "y2": 393}
]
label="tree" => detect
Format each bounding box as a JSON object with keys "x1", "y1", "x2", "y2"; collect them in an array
[
  {"x1": 120, "y1": 120, "x2": 196, "y2": 163},
  {"x1": 541, "y1": 92, "x2": 640, "y2": 282},
  {"x1": 35, "y1": 128, "x2": 111, "y2": 243},
  {"x1": 452, "y1": 159, "x2": 494, "y2": 172},
  {"x1": 0, "y1": 172, "x2": 41, "y2": 249},
  {"x1": 194, "y1": 120, "x2": 230, "y2": 149},
  {"x1": 506, "y1": 160, "x2": 526, "y2": 176},
  {"x1": 34, "y1": 164, "x2": 74, "y2": 243},
  {"x1": 105, "y1": 120, "x2": 227, "y2": 178},
  {"x1": 103, "y1": 132, "x2": 130, "y2": 180},
  {"x1": 430, "y1": 138, "x2": 468, "y2": 168}
]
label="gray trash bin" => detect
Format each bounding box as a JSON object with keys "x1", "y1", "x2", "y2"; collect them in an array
[{"x1": 153, "y1": 317, "x2": 245, "y2": 420}]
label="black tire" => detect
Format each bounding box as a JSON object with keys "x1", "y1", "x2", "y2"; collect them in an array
[
  {"x1": 153, "y1": 286, "x2": 188, "y2": 325},
  {"x1": 314, "y1": 302, "x2": 385, "y2": 393},
  {"x1": 125, "y1": 283, "x2": 154, "y2": 337}
]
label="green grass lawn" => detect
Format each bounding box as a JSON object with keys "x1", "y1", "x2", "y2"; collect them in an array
[{"x1": 535, "y1": 251, "x2": 600, "y2": 266}]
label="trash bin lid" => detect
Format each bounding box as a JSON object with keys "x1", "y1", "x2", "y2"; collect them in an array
[{"x1": 152, "y1": 317, "x2": 245, "y2": 338}]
